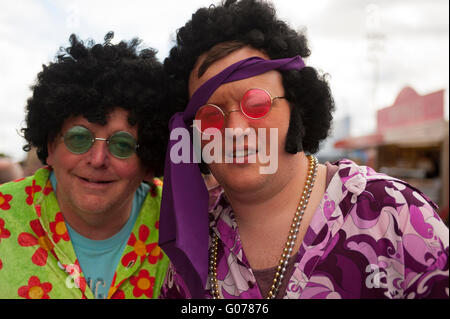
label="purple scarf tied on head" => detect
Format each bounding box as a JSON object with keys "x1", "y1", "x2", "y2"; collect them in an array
[{"x1": 159, "y1": 55, "x2": 305, "y2": 297}]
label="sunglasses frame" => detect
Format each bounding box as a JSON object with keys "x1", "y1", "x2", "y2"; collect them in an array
[
  {"x1": 194, "y1": 88, "x2": 285, "y2": 134},
  {"x1": 62, "y1": 125, "x2": 139, "y2": 159}
]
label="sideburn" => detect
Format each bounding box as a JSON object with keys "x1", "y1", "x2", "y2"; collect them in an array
[{"x1": 285, "y1": 104, "x2": 304, "y2": 154}]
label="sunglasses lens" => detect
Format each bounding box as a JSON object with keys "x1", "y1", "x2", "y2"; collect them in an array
[
  {"x1": 108, "y1": 131, "x2": 137, "y2": 159},
  {"x1": 241, "y1": 89, "x2": 272, "y2": 119},
  {"x1": 195, "y1": 105, "x2": 225, "y2": 133},
  {"x1": 64, "y1": 126, "x2": 93, "y2": 154}
]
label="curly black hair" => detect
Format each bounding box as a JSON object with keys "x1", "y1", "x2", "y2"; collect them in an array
[
  {"x1": 22, "y1": 32, "x2": 169, "y2": 176},
  {"x1": 164, "y1": 0, "x2": 334, "y2": 156}
]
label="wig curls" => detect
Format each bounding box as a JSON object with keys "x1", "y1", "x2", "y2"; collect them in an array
[
  {"x1": 164, "y1": 0, "x2": 335, "y2": 157},
  {"x1": 22, "y1": 32, "x2": 169, "y2": 176}
]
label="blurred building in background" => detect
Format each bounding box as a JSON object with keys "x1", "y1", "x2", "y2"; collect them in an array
[{"x1": 334, "y1": 86, "x2": 449, "y2": 222}]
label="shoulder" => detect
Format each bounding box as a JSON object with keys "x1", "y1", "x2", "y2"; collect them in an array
[
  {"x1": 159, "y1": 261, "x2": 193, "y2": 299},
  {"x1": 330, "y1": 159, "x2": 448, "y2": 298},
  {"x1": 1, "y1": 174, "x2": 32, "y2": 192},
  {"x1": 332, "y1": 159, "x2": 446, "y2": 241},
  {"x1": 148, "y1": 177, "x2": 163, "y2": 199},
  {"x1": 0, "y1": 168, "x2": 52, "y2": 219},
  {"x1": 136, "y1": 178, "x2": 164, "y2": 241},
  {"x1": 0, "y1": 174, "x2": 36, "y2": 212},
  {"x1": 141, "y1": 178, "x2": 163, "y2": 209},
  {"x1": 334, "y1": 158, "x2": 438, "y2": 210},
  {"x1": 334, "y1": 157, "x2": 448, "y2": 248}
]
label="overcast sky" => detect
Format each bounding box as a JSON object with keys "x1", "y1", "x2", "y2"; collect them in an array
[{"x1": 0, "y1": 0, "x2": 448, "y2": 162}]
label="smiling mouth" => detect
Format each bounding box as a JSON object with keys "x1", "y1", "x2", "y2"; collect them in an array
[
  {"x1": 79, "y1": 176, "x2": 113, "y2": 184},
  {"x1": 224, "y1": 146, "x2": 259, "y2": 161},
  {"x1": 232, "y1": 149, "x2": 257, "y2": 158}
]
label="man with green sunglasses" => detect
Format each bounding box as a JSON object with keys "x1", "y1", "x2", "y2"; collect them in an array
[
  {"x1": 0, "y1": 32, "x2": 170, "y2": 299},
  {"x1": 63, "y1": 126, "x2": 139, "y2": 159}
]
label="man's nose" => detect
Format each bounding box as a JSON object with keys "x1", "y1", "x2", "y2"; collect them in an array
[
  {"x1": 87, "y1": 139, "x2": 110, "y2": 168},
  {"x1": 224, "y1": 107, "x2": 250, "y2": 131},
  {"x1": 223, "y1": 108, "x2": 253, "y2": 146}
]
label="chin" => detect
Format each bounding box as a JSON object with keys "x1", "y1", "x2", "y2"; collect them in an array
[
  {"x1": 73, "y1": 196, "x2": 110, "y2": 215},
  {"x1": 78, "y1": 204, "x2": 108, "y2": 216},
  {"x1": 211, "y1": 163, "x2": 267, "y2": 194}
]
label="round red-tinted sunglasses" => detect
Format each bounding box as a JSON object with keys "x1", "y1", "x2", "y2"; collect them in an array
[{"x1": 194, "y1": 88, "x2": 285, "y2": 134}]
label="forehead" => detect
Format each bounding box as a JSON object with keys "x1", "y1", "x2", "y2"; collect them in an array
[
  {"x1": 188, "y1": 46, "x2": 270, "y2": 97},
  {"x1": 60, "y1": 108, "x2": 135, "y2": 134}
]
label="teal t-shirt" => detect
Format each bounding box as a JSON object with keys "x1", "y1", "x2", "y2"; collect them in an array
[{"x1": 49, "y1": 172, "x2": 149, "y2": 299}]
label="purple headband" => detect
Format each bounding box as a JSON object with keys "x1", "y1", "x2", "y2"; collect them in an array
[{"x1": 159, "y1": 55, "x2": 305, "y2": 297}]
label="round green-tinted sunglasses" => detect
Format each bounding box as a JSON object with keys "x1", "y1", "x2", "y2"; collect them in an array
[{"x1": 63, "y1": 125, "x2": 139, "y2": 159}]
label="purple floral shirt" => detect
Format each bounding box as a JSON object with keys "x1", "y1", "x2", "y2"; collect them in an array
[{"x1": 160, "y1": 159, "x2": 449, "y2": 299}]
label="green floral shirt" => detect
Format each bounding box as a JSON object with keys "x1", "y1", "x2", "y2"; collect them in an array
[{"x1": 0, "y1": 167, "x2": 169, "y2": 299}]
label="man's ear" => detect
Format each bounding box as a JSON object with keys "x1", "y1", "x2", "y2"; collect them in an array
[{"x1": 46, "y1": 139, "x2": 56, "y2": 166}]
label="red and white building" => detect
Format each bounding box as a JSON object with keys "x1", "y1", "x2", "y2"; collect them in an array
[{"x1": 335, "y1": 87, "x2": 449, "y2": 221}]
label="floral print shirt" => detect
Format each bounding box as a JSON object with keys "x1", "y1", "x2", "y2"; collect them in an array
[
  {"x1": 160, "y1": 159, "x2": 449, "y2": 299},
  {"x1": 0, "y1": 167, "x2": 169, "y2": 299}
]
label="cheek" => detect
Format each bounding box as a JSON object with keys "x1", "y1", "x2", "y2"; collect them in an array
[
  {"x1": 48, "y1": 147, "x2": 78, "y2": 169},
  {"x1": 270, "y1": 107, "x2": 290, "y2": 148},
  {"x1": 200, "y1": 132, "x2": 224, "y2": 154},
  {"x1": 256, "y1": 117, "x2": 290, "y2": 148},
  {"x1": 278, "y1": 121, "x2": 289, "y2": 149},
  {"x1": 206, "y1": 162, "x2": 226, "y2": 184},
  {"x1": 113, "y1": 160, "x2": 146, "y2": 181}
]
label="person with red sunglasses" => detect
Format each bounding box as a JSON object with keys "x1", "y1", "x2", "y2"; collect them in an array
[{"x1": 159, "y1": 0, "x2": 449, "y2": 299}]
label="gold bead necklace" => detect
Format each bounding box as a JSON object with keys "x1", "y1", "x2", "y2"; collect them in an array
[{"x1": 209, "y1": 155, "x2": 318, "y2": 299}]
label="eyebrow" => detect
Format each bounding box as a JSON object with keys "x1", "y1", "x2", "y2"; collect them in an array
[{"x1": 205, "y1": 87, "x2": 255, "y2": 113}]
